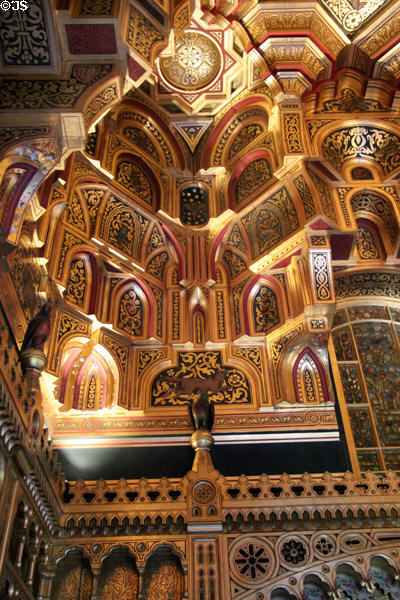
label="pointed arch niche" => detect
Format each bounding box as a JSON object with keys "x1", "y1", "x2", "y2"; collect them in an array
[
  {"x1": 293, "y1": 348, "x2": 330, "y2": 405},
  {"x1": 110, "y1": 279, "x2": 153, "y2": 339},
  {"x1": 98, "y1": 547, "x2": 138, "y2": 600},
  {"x1": 244, "y1": 277, "x2": 286, "y2": 336},
  {"x1": 142, "y1": 545, "x2": 184, "y2": 600},
  {"x1": 279, "y1": 342, "x2": 331, "y2": 405},
  {"x1": 350, "y1": 189, "x2": 399, "y2": 256},
  {"x1": 51, "y1": 550, "x2": 93, "y2": 600},
  {"x1": 58, "y1": 339, "x2": 119, "y2": 411},
  {"x1": 64, "y1": 251, "x2": 99, "y2": 314}
]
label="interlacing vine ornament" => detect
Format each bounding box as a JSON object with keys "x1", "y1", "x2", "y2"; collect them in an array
[
  {"x1": 235, "y1": 158, "x2": 273, "y2": 207},
  {"x1": 146, "y1": 564, "x2": 182, "y2": 600},
  {"x1": 212, "y1": 108, "x2": 267, "y2": 165},
  {"x1": 294, "y1": 175, "x2": 316, "y2": 219},
  {"x1": 122, "y1": 126, "x2": 159, "y2": 161},
  {"x1": 309, "y1": 170, "x2": 336, "y2": 222},
  {"x1": 223, "y1": 250, "x2": 247, "y2": 278},
  {"x1": 99, "y1": 197, "x2": 150, "y2": 260},
  {"x1": 0, "y1": 0, "x2": 51, "y2": 66},
  {"x1": 242, "y1": 187, "x2": 298, "y2": 259},
  {"x1": 322, "y1": 89, "x2": 384, "y2": 112},
  {"x1": 52, "y1": 564, "x2": 92, "y2": 600},
  {"x1": 284, "y1": 114, "x2": 304, "y2": 153},
  {"x1": 228, "y1": 124, "x2": 264, "y2": 160},
  {"x1": 126, "y1": 7, "x2": 166, "y2": 63},
  {"x1": 357, "y1": 225, "x2": 380, "y2": 259},
  {"x1": 101, "y1": 565, "x2": 138, "y2": 600},
  {"x1": 0, "y1": 64, "x2": 113, "y2": 109},
  {"x1": 118, "y1": 112, "x2": 173, "y2": 166},
  {"x1": 152, "y1": 351, "x2": 251, "y2": 406},
  {"x1": 65, "y1": 259, "x2": 87, "y2": 308},
  {"x1": 115, "y1": 161, "x2": 153, "y2": 205},
  {"x1": 253, "y1": 285, "x2": 280, "y2": 333},
  {"x1": 313, "y1": 253, "x2": 332, "y2": 300},
  {"x1": 322, "y1": 127, "x2": 400, "y2": 175},
  {"x1": 147, "y1": 252, "x2": 168, "y2": 280},
  {"x1": 227, "y1": 224, "x2": 246, "y2": 253},
  {"x1": 335, "y1": 272, "x2": 400, "y2": 299}
]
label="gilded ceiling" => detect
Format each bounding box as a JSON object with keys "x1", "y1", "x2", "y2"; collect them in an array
[{"x1": 1, "y1": 0, "x2": 400, "y2": 471}]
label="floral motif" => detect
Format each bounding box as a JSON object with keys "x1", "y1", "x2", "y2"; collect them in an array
[
  {"x1": 117, "y1": 288, "x2": 144, "y2": 337},
  {"x1": 160, "y1": 32, "x2": 220, "y2": 90},
  {"x1": 339, "y1": 365, "x2": 365, "y2": 404},
  {"x1": 319, "y1": 0, "x2": 386, "y2": 34},
  {"x1": 309, "y1": 170, "x2": 336, "y2": 222},
  {"x1": 242, "y1": 187, "x2": 298, "y2": 259},
  {"x1": 127, "y1": 7, "x2": 166, "y2": 64},
  {"x1": 227, "y1": 224, "x2": 246, "y2": 253},
  {"x1": 235, "y1": 158, "x2": 273, "y2": 207},
  {"x1": 294, "y1": 175, "x2": 315, "y2": 219},
  {"x1": 223, "y1": 250, "x2": 247, "y2": 278},
  {"x1": 146, "y1": 225, "x2": 164, "y2": 254},
  {"x1": 84, "y1": 84, "x2": 118, "y2": 127},
  {"x1": 322, "y1": 126, "x2": 400, "y2": 175},
  {"x1": 101, "y1": 565, "x2": 138, "y2": 600},
  {"x1": 253, "y1": 285, "x2": 280, "y2": 333},
  {"x1": 102, "y1": 334, "x2": 128, "y2": 372},
  {"x1": 146, "y1": 563, "x2": 182, "y2": 600},
  {"x1": 322, "y1": 89, "x2": 383, "y2": 112},
  {"x1": 138, "y1": 349, "x2": 166, "y2": 377},
  {"x1": 66, "y1": 193, "x2": 86, "y2": 232},
  {"x1": 123, "y1": 126, "x2": 159, "y2": 161},
  {"x1": 313, "y1": 534, "x2": 335, "y2": 558},
  {"x1": 80, "y1": 0, "x2": 115, "y2": 15},
  {"x1": 65, "y1": 259, "x2": 87, "y2": 308},
  {"x1": 81, "y1": 188, "x2": 107, "y2": 234},
  {"x1": 52, "y1": 564, "x2": 92, "y2": 600},
  {"x1": 152, "y1": 351, "x2": 251, "y2": 406},
  {"x1": 0, "y1": 64, "x2": 112, "y2": 109},
  {"x1": 357, "y1": 225, "x2": 380, "y2": 259},
  {"x1": 115, "y1": 160, "x2": 153, "y2": 205},
  {"x1": 228, "y1": 124, "x2": 264, "y2": 160},
  {"x1": 118, "y1": 112, "x2": 173, "y2": 166},
  {"x1": 192, "y1": 481, "x2": 216, "y2": 504},
  {"x1": 280, "y1": 538, "x2": 308, "y2": 566},
  {"x1": 0, "y1": 0, "x2": 51, "y2": 66},
  {"x1": 284, "y1": 114, "x2": 304, "y2": 153},
  {"x1": 0, "y1": 126, "x2": 50, "y2": 149},
  {"x1": 99, "y1": 196, "x2": 150, "y2": 260},
  {"x1": 57, "y1": 231, "x2": 83, "y2": 280},
  {"x1": 232, "y1": 347, "x2": 263, "y2": 374},
  {"x1": 213, "y1": 108, "x2": 267, "y2": 165},
  {"x1": 232, "y1": 540, "x2": 273, "y2": 582},
  {"x1": 335, "y1": 272, "x2": 400, "y2": 299},
  {"x1": 233, "y1": 279, "x2": 248, "y2": 334},
  {"x1": 147, "y1": 251, "x2": 168, "y2": 280}
]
